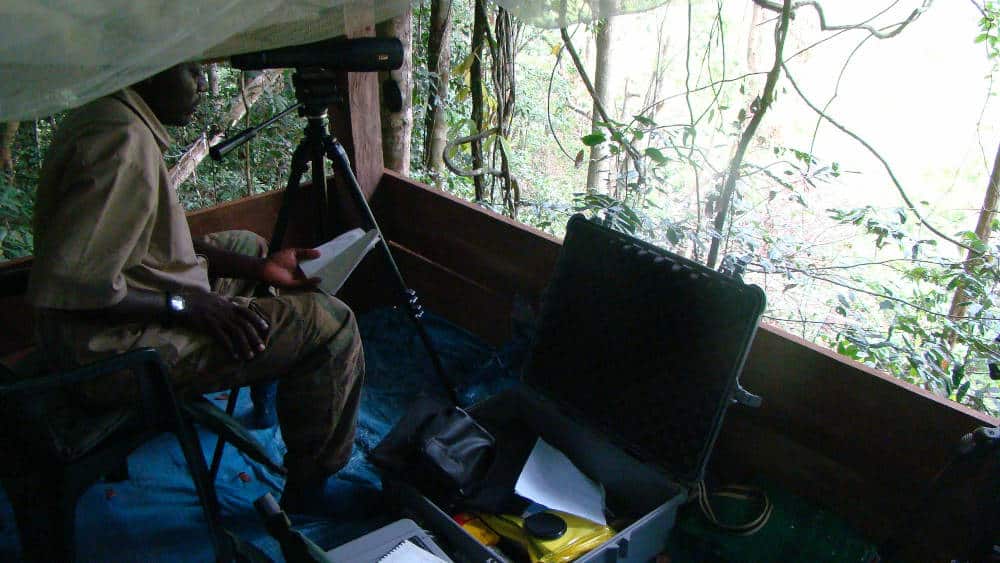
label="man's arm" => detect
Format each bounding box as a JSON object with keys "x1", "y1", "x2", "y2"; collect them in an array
[
  {"x1": 193, "y1": 239, "x2": 322, "y2": 289},
  {"x1": 193, "y1": 239, "x2": 264, "y2": 281},
  {"x1": 98, "y1": 287, "x2": 269, "y2": 360}
]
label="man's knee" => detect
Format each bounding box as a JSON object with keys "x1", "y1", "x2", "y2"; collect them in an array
[
  {"x1": 260, "y1": 291, "x2": 359, "y2": 358},
  {"x1": 309, "y1": 294, "x2": 361, "y2": 355}
]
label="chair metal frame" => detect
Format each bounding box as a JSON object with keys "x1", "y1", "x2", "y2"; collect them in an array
[{"x1": 0, "y1": 348, "x2": 237, "y2": 562}]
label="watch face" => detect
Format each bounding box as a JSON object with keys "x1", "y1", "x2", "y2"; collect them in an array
[{"x1": 169, "y1": 294, "x2": 186, "y2": 313}]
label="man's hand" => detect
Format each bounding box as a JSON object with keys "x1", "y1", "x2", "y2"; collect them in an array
[
  {"x1": 179, "y1": 291, "x2": 270, "y2": 360},
  {"x1": 257, "y1": 248, "x2": 322, "y2": 290}
]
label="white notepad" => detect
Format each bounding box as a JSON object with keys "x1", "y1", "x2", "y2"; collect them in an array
[
  {"x1": 298, "y1": 228, "x2": 380, "y2": 295},
  {"x1": 378, "y1": 539, "x2": 447, "y2": 563},
  {"x1": 514, "y1": 437, "x2": 608, "y2": 525}
]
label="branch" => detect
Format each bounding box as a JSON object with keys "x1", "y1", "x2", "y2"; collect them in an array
[
  {"x1": 748, "y1": 265, "x2": 1000, "y2": 321},
  {"x1": 751, "y1": 0, "x2": 933, "y2": 40},
  {"x1": 683, "y1": 1, "x2": 703, "y2": 256},
  {"x1": 782, "y1": 64, "x2": 979, "y2": 254},
  {"x1": 546, "y1": 43, "x2": 577, "y2": 162},
  {"x1": 969, "y1": 0, "x2": 986, "y2": 18},
  {"x1": 706, "y1": 0, "x2": 793, "y2": 268},
  {"x1": 637, "y1": 71, "x2": 768, "y2": 117},
  {"x1": 804, "y1": 257, "x2": 983, "y2": 271},
  {"x1": 442, "y1": 126, "x2": 506, "y2": 177},
  {"x1": 762, "y1": 315, "x2": 857, "y2": 330},
  {"x1": 560, "y1": 26, "x2": 646, "y2": 186}
]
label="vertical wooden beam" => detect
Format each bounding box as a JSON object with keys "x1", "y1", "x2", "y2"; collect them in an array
[{"x1": 329, "y1": 4, "x2": 385, "y2": 201}]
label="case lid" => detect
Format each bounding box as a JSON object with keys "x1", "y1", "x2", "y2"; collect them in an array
[{"x1": 525, "y1": 215, "x2": 766, "y2": 483}]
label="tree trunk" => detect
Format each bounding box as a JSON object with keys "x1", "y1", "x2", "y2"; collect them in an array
[
  {"x1": 378, "y1": 7, "x2": 414, "y2": 175},
  {"x1": 642, "y1": 8, "x2": 671, "y2": 119},
  {"x1": 947, "y1": 140, "x2": 1000, "y2": 326},
  {"x1": 470, "y1": 0, "x2": 488, "y2": 201},
  {"x1": 0, "y1": 121, "x2": 19, "y2": 174},
  {"x1": 586, "y1": 18, "x2": 614, "y2": 194},
  {"x1": 208, "y1": 64, "x2": 220, "y2": 97},
  {"x1": 422, "y1": 0, "x2": 453, "y2": 186},
  {"x1": 746, "y1": 3, "x2": 766, "y2": 71}
]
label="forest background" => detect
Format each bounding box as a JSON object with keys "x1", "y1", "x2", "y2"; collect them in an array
[{"x1": 1, "y1": 0, "x2": 998, "y2": 417}]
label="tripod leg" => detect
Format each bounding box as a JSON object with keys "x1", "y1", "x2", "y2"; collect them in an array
[
  {"x1": 270, "y1": 141, "x2": 311, "y2": 251},
  {"x1": 325, "y1": 139, "x2": 457, "y2": 403},
  {"x1": 237, "y1": 141, "x2": 315, "y2": 436},
  {"x1": 307, "y1": 116, "x2": 331, "y2": 242}
]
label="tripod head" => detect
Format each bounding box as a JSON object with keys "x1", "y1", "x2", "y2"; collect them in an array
[{"x1": 292, "y1": 68, "x2": 341, "y2": 119}]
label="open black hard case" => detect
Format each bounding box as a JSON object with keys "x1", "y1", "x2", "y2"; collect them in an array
[{"x1": 394, "y1": 214, "x2": 767, "y2": 562}]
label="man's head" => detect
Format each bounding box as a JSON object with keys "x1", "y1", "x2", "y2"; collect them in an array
[{"x1": 132, "y1": 63, "x2": 207, "y2": 126}]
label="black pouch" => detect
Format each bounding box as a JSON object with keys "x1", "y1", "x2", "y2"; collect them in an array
[{"x1": 371, "y1": 395, "x2": 496, "y2": 507}]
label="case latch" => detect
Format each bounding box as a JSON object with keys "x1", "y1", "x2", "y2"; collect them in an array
[
  {"x1": 732, "y1": 380, "x2": 762, "y2": 408},
  {"x1": 719, "y1": 254, "x2": 751, "y2": 281}
]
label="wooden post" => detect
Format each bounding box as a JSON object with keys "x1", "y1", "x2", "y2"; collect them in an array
[
  {"x1": 329, "y1": 4, "x2": 385, "y2": 201},
  {"x1": 322, "y1": 3, "x2": 386, "y2": 235}
]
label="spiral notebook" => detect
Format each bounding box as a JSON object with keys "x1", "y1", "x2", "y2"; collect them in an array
[
  {"x1": 378, "y1": 539, "x2": 447, "y2": 563},
  {"x1": 324, "y1": 519, "x2": 452, "y2": 563}
]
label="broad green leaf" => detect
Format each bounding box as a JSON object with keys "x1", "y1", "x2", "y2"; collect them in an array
[
  {"x1": 666, "y1": 227, "x2": 680, "y2": 245},
  {"x1": 644, "y1": 147, "x2": 669, "y2": 164},
  {"x1": 452, "y1": 51, "x2": 476, "y2": 76},
  {"x1": 581, "y1": 133, "x2": 606, "y2": 146}
]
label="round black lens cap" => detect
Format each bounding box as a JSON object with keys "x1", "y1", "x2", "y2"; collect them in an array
[{"x1": 524, "y1": 512, "x2": 567, "y2": 540}]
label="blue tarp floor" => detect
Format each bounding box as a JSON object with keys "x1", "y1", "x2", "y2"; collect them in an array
[{"x1": 0, "y1": 307, "x2": 526, "y2": 562}]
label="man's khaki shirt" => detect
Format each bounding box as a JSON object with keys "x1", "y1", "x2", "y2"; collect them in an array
[{"x1": 27, "y1": 88, "x2": 210, "y2": 366}]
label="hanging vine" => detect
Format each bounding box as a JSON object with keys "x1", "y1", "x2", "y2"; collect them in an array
[{"x1": 443, "y1": 2, "x2": 522, "y2": 217}]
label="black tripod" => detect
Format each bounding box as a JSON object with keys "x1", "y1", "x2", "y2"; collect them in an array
[
  {"x1": 271, "y1": 70, "x2": 453, "y2": 397},
  {"x1": 206, "y1": 70, "x2": 456, "y2": 477}
]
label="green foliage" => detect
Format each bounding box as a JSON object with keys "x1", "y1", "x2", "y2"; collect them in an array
[
  {"x1": 821, "y1": 212, "x2": 1000, "y2": 414},
  {"x1": 404, "y1": 5, "x2": 1000, "y2": 417},
  {"x1": 0, "y1": 176, "x2": 33, "y2": 260},
  {"x1": 1, "y1": 117, "x2": 59, "y2": 260},
  {"x1": 977, "y1": 1, "x2": 1000, "y2": 61}
]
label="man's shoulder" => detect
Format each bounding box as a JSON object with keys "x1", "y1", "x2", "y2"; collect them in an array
[
  {"x1": 52, "y1": 94, "x2": 160, "y2": 160},
  {"x1": 63, "y1": 94, "x2": 139, "y2": 130}
]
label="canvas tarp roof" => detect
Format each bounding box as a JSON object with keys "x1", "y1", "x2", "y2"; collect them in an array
[{"x1": 0, "y1": 0, "x2": 666, "y2": 121}]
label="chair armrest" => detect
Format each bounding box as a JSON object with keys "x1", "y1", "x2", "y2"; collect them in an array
[
  {"x1": 0, "y1": 348, "x2": 182, "y2": 438},
  {"x1": 0, "y1": 348, "x2": 169, "y2": 396}
]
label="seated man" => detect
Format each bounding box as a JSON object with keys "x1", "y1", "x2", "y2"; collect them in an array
[{"x1": 26, "y1": 62, "x2": 363, "y2": 512}]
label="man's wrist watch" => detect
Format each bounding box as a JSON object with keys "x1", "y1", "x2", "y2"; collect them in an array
[{"x1": 165, "y1": 292, "x2": 186, "y2": 324}]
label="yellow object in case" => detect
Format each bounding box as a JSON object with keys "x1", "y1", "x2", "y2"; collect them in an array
[
  {"x1": 453, "y1": 513, "x2": 501, "y2": 546},
  {"x1": 476, "y1": 510, "x2": 616, "y2": 563}
]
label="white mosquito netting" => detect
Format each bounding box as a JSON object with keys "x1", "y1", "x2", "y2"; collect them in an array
[{"x1": 0, "y1": 0, "x2": 666, "y2": 121}]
